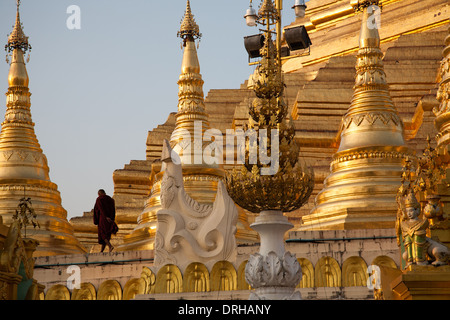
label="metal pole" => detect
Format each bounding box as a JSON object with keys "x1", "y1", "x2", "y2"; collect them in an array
[{"x1": 275, "y1": 0, "x2": 282, "y2": 66}]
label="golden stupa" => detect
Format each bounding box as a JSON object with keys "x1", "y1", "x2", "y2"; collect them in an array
[
  {"x1": 299, "y1": 0, "x2": 415, "y2": 230},
  {"x1": 117, "y1": 1, "x2": 257, "y2": 251},
  {"x1": 0, "y1": 1, "x2": 86, "y2": 257}
]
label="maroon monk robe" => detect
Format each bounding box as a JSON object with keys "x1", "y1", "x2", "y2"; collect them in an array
[{"x1": 93, "y1": 194, "x2": 118, "y2": 245}]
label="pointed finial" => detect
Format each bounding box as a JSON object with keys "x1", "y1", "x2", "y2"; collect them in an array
[
  {"x1": 404, "y1": 189, "x2": 420, "y2": 209},
  {"x1": 5, "y1": 0, "x2": 31, "y2": 54},
  {"x1": 178, "y1": 0, "x2": 202, "y2": 43}
]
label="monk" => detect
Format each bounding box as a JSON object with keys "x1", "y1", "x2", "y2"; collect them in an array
[{"x1": 93, "y1": 189, "x2": 118, "y2": 252}]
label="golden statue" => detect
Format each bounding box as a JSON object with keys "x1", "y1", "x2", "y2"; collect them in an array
[
  {"x1": 399, "y1": 191, "x2": 429, "y2": 266},
  {"x1": 397, "y1": 186, "x2": 449, "y2": 267}
]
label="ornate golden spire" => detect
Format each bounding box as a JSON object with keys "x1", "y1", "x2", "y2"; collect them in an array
[
  {"x1": 300, "y1": 1, "x2": 414, "y2": 230},
  {"x1": 170, "y1": 0, "x2": 209, "y2": 161},
  {"x1": 118, "y1": 1, "x2": 259, "y2": 251},
  {"x1": 0, "y1": 1, "x2": 86, "y2": 256},
  {"x1": 339, "y1": 0, "x2": 404, "y2": 151},
  {"x1": 5, "y1": 0, "x2": 31, "y2": 54},
  {"x1": 178, "y1": 0, "x2": 201, "y2": 43}
]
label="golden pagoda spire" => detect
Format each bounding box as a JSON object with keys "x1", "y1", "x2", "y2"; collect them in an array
[
  {"x1": 170, "y1": 0, "x2": 209, "y2": 155},
  {"x1": 300, "y1": 0, "x2": 414, "y2": 230},
  {"x1": 118, "y1": 1, "x2": 258, "y2": 251},
  {"x1": 0, "y1": 1, "x2": 86, "y2": 256},
  {"x1": 339, "y1": 0, "x2": 404, "y2": 151},
  {"x1": 5, "y1": 1, "x2": 31, "y2": 56},
  {"x1": 178, "y1": 0, "x2": 201, "y2": 43}
]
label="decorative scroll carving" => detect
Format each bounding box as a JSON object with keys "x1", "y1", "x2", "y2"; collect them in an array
[{"x1": 154, "y1": 140, "x2": 238, "y2": 271}]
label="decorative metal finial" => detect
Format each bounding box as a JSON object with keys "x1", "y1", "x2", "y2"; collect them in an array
[
  {"x1": 178, "y1": 0, "x2": 202, "y2": 44},
  {"x1": 226, "y1": 0, "x2": 314, "y2": 213},
  {"x1": 5, "y1": 0, "x2": 32, "y2": 55},
  {"x1": 351, "y1": 0, "x2": 382, "y2": 12}
]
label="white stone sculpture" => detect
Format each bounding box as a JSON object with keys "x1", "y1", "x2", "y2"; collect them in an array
[
  {"x1": 245, "y1": 210, "x2": 302, "y2": 300},
  {"x1": 154, "y1": 140, "x2": 238, "y2": 271}
]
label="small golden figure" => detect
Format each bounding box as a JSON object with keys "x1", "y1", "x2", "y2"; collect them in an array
[
  {"x1": 397, "y1": 190, "x2": 450, "y2": 267},
  {"x1": 400, "y1": 191, "x2": 429, "y2": 266}
]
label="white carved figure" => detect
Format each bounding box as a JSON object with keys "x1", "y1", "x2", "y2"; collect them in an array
[
  {"x1": 426, "y1": 237, "x2": 450, "y2": 266},
  {"x1": 154, "y1": 140, "x2": 238, "y2": 271}
]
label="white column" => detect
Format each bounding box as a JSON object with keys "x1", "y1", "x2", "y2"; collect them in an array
[{"x1": 245, "y1": 210, "x2": 302, "y2": 300}]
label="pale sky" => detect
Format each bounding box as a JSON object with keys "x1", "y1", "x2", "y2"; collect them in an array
[{"x1": 0, "y1": 0, "x2": 300, "y2": 219}]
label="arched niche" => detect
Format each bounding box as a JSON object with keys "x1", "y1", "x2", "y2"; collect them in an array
[
  {"x1": 141, "y1": 266, "x2": 156, "y2": 294},
  {"x1": 71, "y1": 282, "x2": 96, "y2": 300},
  {"x1": 297, "y1": 258, "x2": 314, "y2": 288},
  {"x1": 183, "y1": 262, "x2": 210, "y2": 292},
  {"x1": 45, "y1": 284, "x2": 70, "y2": 300},
  {"x1": 123, "y1": 278, "x2": 146, "y2": 300},
  {"x1": 371, "y1": 255, "x2": 397, "y2": 269},
  {"x1": 210, "y1": 261, "x2": 237, "y2": 291},
  {"x1": 97, "y1": 280, "x2": 122, "y2": 300},
  {"x1": 342, "y1": 256, "x2": 368, "y2": 287},
  {"x1": 315, "y1": 256, "x2": 341, "y2": 287},
  {"x1": 155, "y1": 264, "x2": 183, "y2": 294}
]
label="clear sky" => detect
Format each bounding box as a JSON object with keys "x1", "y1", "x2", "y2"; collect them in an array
[{"x1": 0, "y1": 0, "x2": 300, "y2": 219}]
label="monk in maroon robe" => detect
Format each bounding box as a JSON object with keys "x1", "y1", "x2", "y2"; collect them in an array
[{"x1": 93, "y1": 189, "x2": 118, "y2": 252}]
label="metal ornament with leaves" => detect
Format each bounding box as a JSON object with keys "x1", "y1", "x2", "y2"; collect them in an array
[{"x1": 12, "y1": 197, "x2": 40, "y2": 238}]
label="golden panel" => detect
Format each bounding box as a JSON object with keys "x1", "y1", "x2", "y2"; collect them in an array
[
  {"x1": 155, "y1": 264, "x2": 183, "y2": 294},
  {"x1": 342, "y1": 256, "x2": 368, "y2": 287},
  {"x1": 140, "y1": 266, "x2": 156, "y2": 294},
  {"x1": 97, "y1": 280, "x2": 122, "y2": 300},
  {"x1": 123, "y1": 278, "x2": 146, "y2": 300},
  {"x1": 183, "y1": 262, "x2": 210, "y2": 292},
  {"x1": 237, "y1": 260, "x2": 251, "y2": 290},
  {"x1": 45, "y1": 284, "x2": 70, "y2": 300},
  {"x1": 71, "y1": 283, "x2": 96, "y2": 300},
  {"x1": 315, "y1": 257, "x2": 341, "y2": 287},
  {"x1": 210, "y1": 261, "x2": 237, "y2": 291},
  {"x1": 371, "y1": 255, "x2": 398, "y2": 270},
  {"x1": 297, "y1": 258, "x2": 314, "y2": 288}
]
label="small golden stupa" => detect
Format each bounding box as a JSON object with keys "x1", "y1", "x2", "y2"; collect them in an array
[
  {"x1": 118, "y1": 1, "x2": 257, "y2": 251},
  {"x1": 300, "y1": 0, "x2": 415, "y2": 230},
  {"x1": 0, "y1": 1, "x2": 86, "y2": 256}
]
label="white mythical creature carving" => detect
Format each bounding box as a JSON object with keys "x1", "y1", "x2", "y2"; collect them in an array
[{"x1": 154, "y1": 140, "x2": 238, "y2": 270}]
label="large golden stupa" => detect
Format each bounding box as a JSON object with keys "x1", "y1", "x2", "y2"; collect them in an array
[{"x1": 0, "y1": 1, "x2": 85, "y2": 257}]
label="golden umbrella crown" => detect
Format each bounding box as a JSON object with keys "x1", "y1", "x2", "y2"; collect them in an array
[
  {"x1": 5, "y1": 0, "x2": 31, "y2": 54},
  {"x1": 178, "y1": 0, "x2": 202, "y2": 41},
  {"x1": 225, "y1": 2, "x2": 314, "y2": 213}
]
